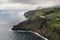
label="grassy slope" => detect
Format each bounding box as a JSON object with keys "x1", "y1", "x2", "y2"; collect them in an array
[
  {"x1": 32, "y1": 7, "x2": 60, "y2": 27},
  {"x1": 31, "y1": 7, "x2": 60, "y2": 40}
]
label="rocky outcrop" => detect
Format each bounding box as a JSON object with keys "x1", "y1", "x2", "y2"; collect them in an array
[{"x1": 24, "y1": 10, "x2": 35, "y2": 19}]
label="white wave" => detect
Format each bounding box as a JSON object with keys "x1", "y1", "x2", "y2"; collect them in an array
[{"x1": 9, "y1": 28, "x2": 12, "y2": 31}]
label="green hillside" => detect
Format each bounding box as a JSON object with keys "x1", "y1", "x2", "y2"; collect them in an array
[
  {"x1": 12, "y1": 7, "x2": 60, "y2": 40},
  {"x1": 31, "y1": 7, "x2": 60, "y2": 40}
]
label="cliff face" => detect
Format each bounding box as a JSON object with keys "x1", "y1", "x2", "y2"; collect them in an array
[{"x1": 12, "y1": 7, "x2": 60, "y2": 40}]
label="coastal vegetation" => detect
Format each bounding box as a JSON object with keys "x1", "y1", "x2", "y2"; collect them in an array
[{"x1": 12, "y1": 7, "x2": 60, "y2": 40}]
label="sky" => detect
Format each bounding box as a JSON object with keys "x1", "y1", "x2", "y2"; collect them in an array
[
  {"x1": 0, "y1": 0, "x2": 60, "y2": 10},
  {"x1": 0, "y1": 0, "x2": 60, "y2": 25}
]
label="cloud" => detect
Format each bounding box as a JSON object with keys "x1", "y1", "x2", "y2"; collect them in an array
[
  {"x1": 0, "y1": 0, "x2": 37, "y2": 10},
  {"x1": 0, "y1": 3, "x2": 37, "y2": 10},
  {"x1": 38, "y1": 1, "x2": 56, "y2": 8},
  {"x1": 9, "y1": 0, "x2": 60, "y2": 8},
  {"x1": 9, "y1": 0, "x2": 60, "y2": 5},
  {"x1": 0, "y1": 0, "x2": 60, "y2": 10},
  {"x1": 0, "y1": 0, "x2": 8, "y2": 4},
  {"x1": 9, "y1": 0, "x2": 51, "y2": 4},
  {"x1": 9, "y1": 0, "x2": 38, "y2": 4}
]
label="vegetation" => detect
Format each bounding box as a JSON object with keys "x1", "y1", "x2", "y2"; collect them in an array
[
  {"x1": 14, "y1": 7, "x2": 60, "y2": 40},
  {"x1": 31, "y1": 7, "x2": 60, "y2": 40},
  {"x1": 32, "y1": 7, "x2": 60, "y2": 19}
]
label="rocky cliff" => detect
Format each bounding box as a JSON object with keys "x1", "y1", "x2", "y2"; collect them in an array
[{"x1": 12, "y1": 7, "x2": 60, "y2": 40}]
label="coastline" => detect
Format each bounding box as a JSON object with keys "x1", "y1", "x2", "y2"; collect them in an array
[
  {"x1": 12, "y1": 8, "x2": 60, "y2": 40},
  {"x1": 11, "y1": 29, "x2": 48, "y2": 40}
]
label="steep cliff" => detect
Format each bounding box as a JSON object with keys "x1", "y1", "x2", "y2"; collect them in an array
[{"x1": 12, "y1": 7, "x2": 60, "y2": 40}]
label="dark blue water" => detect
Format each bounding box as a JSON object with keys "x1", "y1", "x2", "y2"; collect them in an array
[{"x1": 0, "y1": 10, "x2": 45, "y2": 40}]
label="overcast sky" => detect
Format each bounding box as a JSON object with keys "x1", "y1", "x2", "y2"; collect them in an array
[{"x1": 0, "y1": 0, "x2": 60, "y2": 10}]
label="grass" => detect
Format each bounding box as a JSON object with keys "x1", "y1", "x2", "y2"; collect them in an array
[
  {"x1": 47, "y1": 19, "x2": 60, "y2": 27},
  {"x1": 47, "y1": 12, "x2": 60, "y2": 18},
  {"x1": 32, "y1": 7, "x2": 60, "y2": 28},
  {"x1": 32, "y1": 10, "x2": 44, "y2": 20}
]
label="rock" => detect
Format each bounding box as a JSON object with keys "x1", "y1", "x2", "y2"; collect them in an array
[
  {"x1": 24, "y1": 10, "x2": 35, "y2": 19},
  {"x1": 11, "y1": 25, "x2": 20, "y2": 30}
]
